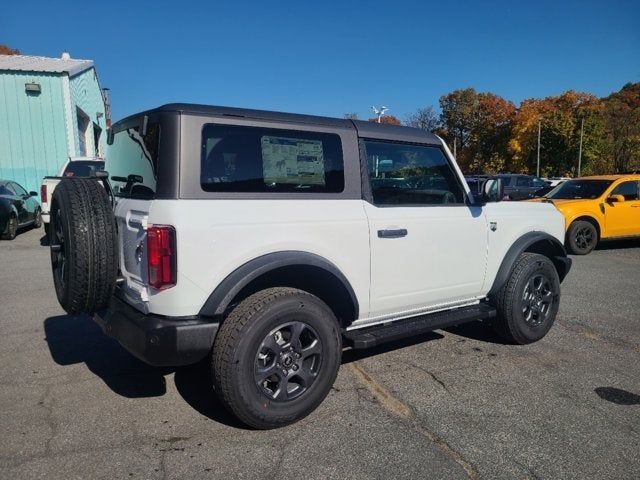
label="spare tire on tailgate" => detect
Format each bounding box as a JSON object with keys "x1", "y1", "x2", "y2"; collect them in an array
[{"x1": 49, "y1": 178, "x2": 118, "y2": 314}]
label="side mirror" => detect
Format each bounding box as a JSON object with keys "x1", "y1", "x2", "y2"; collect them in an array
[
  {"x1": 607, "y1": 194, "x2": 625, "y2": 203},
  {"x1": 29, "y1": 191, "x2": 38, "y2": 197},
  {"x1": 477, "y1": 178, "x2": 503, "y2": 203}
]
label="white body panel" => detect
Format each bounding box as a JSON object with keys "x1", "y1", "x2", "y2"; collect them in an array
[
  {"x1": 114, "y1": 194, "x2": 565, "y2": 326},
  {"x1": 141, "y1": 200, "x2": 371, "y2": 318}
]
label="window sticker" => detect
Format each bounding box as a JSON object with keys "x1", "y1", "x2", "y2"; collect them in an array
[{"x1": 261, "y1": 136, "x2": 325, "y2": 185}]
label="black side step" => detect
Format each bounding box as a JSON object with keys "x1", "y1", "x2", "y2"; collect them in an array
[{"x1": 343, "y1": 303, "x2": 496, "y2": 349}]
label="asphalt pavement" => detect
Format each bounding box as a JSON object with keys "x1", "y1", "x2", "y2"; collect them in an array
[{"x1": 1, "y1": 226, "x2": 639, "y2": 479}]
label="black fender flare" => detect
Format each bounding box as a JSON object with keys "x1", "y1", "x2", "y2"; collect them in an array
[
  {"x1": 488, "y1": 231, "x2": 572, "y2": 296},
  {"x1": 198, "y1": 251, "x2": 359, "y2": 319}
]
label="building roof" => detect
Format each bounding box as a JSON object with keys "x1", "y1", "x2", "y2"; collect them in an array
[{"x1": 0, "y1": 53, "x2": 93, "y2": 76}]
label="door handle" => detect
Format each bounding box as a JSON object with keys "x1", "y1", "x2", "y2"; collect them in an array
[{"x1": 377, "y1": 228, "x2": 408, "y2": 239}]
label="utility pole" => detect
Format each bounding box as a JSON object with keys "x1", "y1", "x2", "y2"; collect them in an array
[
  {"x1": 453, "y1": 137, "x2": 457, "y2": 158},
  {"x1": 536, "y1": 119, "x2": 542, "y2": 178},
  {"x1": 371, "y1": 106, "x2": 388, "y2": 123},
  {"x1": 577, "y1": 118, "x2": 584, "y2": 177}
]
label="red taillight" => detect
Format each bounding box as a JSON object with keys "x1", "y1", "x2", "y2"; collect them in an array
[
  {"x1": 147, "y1": 225, "x2": 177, "y2": 290},
  {"x1": 40, "y1": 184, "x2": 47, "y2": 203}
]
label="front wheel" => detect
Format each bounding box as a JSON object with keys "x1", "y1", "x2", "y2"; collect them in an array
[
  {"x1": 491, "y1": 253, "x2": 560, "y2": 344},
  {"x1": 212, "y1": 287, "x2": 342, "y2": 429},
  {"x1": 566, "y1": 220, "x2": 598, "y2": 255}
]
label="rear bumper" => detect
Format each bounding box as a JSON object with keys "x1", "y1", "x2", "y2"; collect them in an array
[
  {"x1": 93, "y1": 296, "x2": 218, "y2": 367},
  {"x1": 42, "y1": 213, "x2": 50, "y2": 224}
]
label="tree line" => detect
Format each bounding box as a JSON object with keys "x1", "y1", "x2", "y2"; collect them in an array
[{"x1": 347, "y1": 82, "x2": 640, "y2": 177}]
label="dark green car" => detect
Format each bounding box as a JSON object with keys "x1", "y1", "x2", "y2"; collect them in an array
[{"x1": 0, "y1": 180, "x2": 42, "y2": 240}]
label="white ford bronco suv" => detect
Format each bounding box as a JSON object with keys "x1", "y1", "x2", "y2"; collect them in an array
[{"x1": 48, "y1": 104, "x2": 571, "y2": 429}]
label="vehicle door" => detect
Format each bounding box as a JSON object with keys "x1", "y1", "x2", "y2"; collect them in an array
[
  {"x1": 362, "y1": 139, "x2": 488, "y2": 320},
  {"x1": 107, "y1": 118, "x2": 161, "y2": 312},
  {"x1": 604, "y1": 180, "x2": 640, "y2": 237},
  {"x1": 8, "y1": 182, "x2": 31, "y2": 224}
]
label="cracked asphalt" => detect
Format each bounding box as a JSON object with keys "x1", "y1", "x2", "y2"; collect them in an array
[{"x1": 1, "y1": 227, "x2": 639, "y2": 479}]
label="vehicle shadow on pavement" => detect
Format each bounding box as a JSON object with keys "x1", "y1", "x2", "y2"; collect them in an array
[
  {"x1": 44, "y1": 314, "x2": 170, "y2": 397},
  {"x1": 341, "y1": 331, "x2": 445, "y2": 364},
  {"x1": 43, "y1": 314, "x2": 246, "y2": 428},
  {"x1": 596, "y1": 238, "x2": 640, "y2": 251},
  {"x1": 444, "y1": 320, "x2": 510, "y2": 344},
  {"x1": 173, "y1": 362, "x2": 246, "y2": 428}
]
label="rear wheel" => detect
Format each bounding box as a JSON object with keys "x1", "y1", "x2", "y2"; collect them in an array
[
  {"x1": 49, "y1": 178, "x2": 118, "y2": 314},
  {"x1": 212, "y1": 287, "x2": 342, "y2": 429},
  {"x1": 492, "y1": 253, "x2": 560, "y2": 344},
  {"x1": 1, "y1": 214, "x2": 17, "y2": 240},
  {"x1": 566, "y1": 220, "x2": 598, "y2": 255},
  {"x1": 33, "y1": 209, "x2": 42, "y2": 228}
]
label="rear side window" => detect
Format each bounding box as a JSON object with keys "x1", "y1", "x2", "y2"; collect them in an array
[
  {"x1": 201, "y1": 124, "x2": 344, "y2": 193},
  {"x1": 63, "y1": 161, "x2": 105, "y2": 177},
  {"x1": 107, "y1": 122, "x2": 160, "y2": 198}
]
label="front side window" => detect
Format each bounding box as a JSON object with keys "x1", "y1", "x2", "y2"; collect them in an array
[
  {"x1": 516, "y1": 176, "x2": 531, "y2": 187},
  {"x1": 11, "y1": 182, "x2": 27, "y2": 196},
  {"x1": 201, "y1": 124, "x2": 344, "y2": 193},
  {"x1": 364, "y1": 140, "x2": 465, "y2": 205},
  {"x1": 611, "y1": 181, "x2": 639, "y2": 201},
  {"x1": 106, "y1": 121, "x2": 160, "y2": 198}
]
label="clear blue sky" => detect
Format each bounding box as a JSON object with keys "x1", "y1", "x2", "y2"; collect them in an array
[{"x1": 3, "y1": 0, "x2": 639, "y2": 121}]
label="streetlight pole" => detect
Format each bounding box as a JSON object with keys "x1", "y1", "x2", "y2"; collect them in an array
[
  {"x1": 577, "y1": 118, "x2": 584, "y2": 177},
  {"x1": 371, "y1": 106, "x2": 388, "y2": 123},
  {"x1": 536, "y1": 119, "x2": 541, "y2": 178}
]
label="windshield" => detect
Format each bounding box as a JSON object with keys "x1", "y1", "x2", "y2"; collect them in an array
[
  {"x1": 545, "y1": 179, "x2": 613, "y2": 199},
  {"x1": 63, "y1": 161, "x2": 105, "y2": 177}
]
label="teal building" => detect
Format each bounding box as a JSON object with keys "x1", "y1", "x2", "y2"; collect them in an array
[{"x1": 0, "y1": 53, "x2": 108, "y2": 193}]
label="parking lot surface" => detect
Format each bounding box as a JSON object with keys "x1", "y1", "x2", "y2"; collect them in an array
[{"x1": 1, "y1": 227, "x2": 639, "y2": 479}]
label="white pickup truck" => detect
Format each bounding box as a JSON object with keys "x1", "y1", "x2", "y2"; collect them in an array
[{"x1": 41, "y1": 157, "x2": 104, "y2": 232}]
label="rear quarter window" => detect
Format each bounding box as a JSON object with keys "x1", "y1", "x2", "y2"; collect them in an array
[
  {"x1": 106, "y1": 122, "x2": 160, "y2": 198},
  {"x1": 201, "y1": 124, "x2": 344, "y2": 193}
]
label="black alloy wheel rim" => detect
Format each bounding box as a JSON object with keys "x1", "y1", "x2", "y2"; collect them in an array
[
  {"x1": 50, "y1": 208, "x2": 66, "y2": 289},
  {"x1": 522, "y1": 274, "x2": 555, "y2": 327},
  {"x1": 35, "y1": 211, "x2": 42, "y2": 227},
  {"x1": 255, "y1": 321, "x2": 323, "y2": 402},
  {"x1": 575, "y1": 226, "x2": 595, "y2": 250}
]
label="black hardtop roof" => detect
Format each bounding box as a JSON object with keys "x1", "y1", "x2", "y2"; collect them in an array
[{"x1": 113, "y1": 103, "x2": 441, "y2": 145}]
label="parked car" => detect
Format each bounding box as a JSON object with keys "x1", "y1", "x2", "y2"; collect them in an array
[
  {"x1": 47, "y1": 104, "x2": 571, "y2": 429},
  {"x1": 498, "y1": 174, "x2": 550, "y2": 200},
  {"x1": 0, "y1": 180, "x2": 42, "y2": 240},
  {"x1": 536, "y1": 174, "x2": 640, "y2": 254},
  {"x1": 464, "y1": 175, "x2": 490, "y2": 195},
  {"x1": 41, "y1": 157, "x2": 104, "y2": 233}
]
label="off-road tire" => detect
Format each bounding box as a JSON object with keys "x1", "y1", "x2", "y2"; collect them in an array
[
  {"x1": 212, "y1": 287, "x2": 342, "y2": 429},
  {"x1": 49, "y1": 178, "x2": 118, "y2": 314},
  {"x1": 1, "y1": 214, "x2": 17, "y2": 240},
  {"x1": 566, "y1": 220, "x2": 598, "y2": 255},
  {"x1": 492, "y1": 253, "x2": 560, "y2": 344}
]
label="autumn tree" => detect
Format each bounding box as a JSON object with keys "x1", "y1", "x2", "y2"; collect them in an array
[
  {"x1": 367, "y1": 114, "x2": 401, "y2": 125},
  {"x1": 601, "y1": 82, "x2": 640, "y2": 173},
  {"x1": 404, "y1": 106, "x2": 440, "y2": 131},
  {"x1": 0, "y1": 45, "x2": 20, "y2": 55},
  {"x1": 343, "y1": 112, "x2": 359, "y2": 120}
]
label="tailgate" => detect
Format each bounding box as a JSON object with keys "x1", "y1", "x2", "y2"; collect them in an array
[{"x1": 114, "y1": 198, "x2": 152, "y2": 313}]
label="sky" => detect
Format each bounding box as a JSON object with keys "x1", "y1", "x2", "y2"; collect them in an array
[{"x1": 2, "y1": 0, "x2": 639, "y2": 122}]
